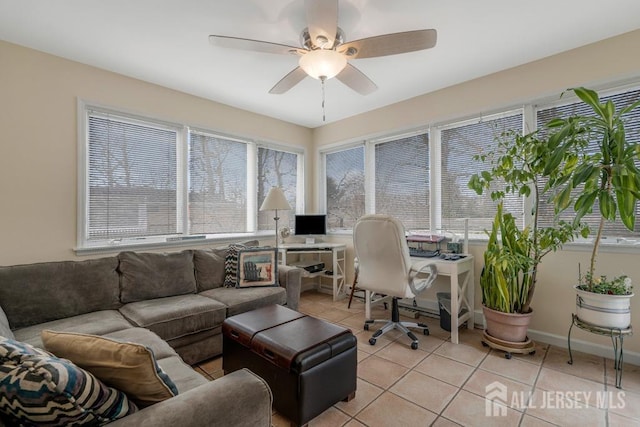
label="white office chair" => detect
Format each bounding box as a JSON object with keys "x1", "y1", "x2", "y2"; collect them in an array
[{"x1": 353, "y1": 214, "x2": 437, "y2": 350}]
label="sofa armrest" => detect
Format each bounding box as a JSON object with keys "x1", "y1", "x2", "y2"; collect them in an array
[
  {"x1": 278, "y1": 264, "x2": 302, "y2": 311},
  {"x1": 109, "y1": 368, "x2": 272, "y2": 427}
]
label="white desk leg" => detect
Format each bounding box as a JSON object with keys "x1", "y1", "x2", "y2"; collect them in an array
[
  {"x1": 467, "y1": 267, "x2": 475, "y2": 330},
  {"x1": 332, "y1": 248, "x2": 338, "y2": 301},
  {"x1": 451, "y1": 267, "x2": 460, "y2": 344},
  {"x1": 365, "y1": 290, "x2": 371, "y2": 320}
]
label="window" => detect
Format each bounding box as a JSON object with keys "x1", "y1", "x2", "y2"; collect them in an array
[
  {"x1": 325, "y1": 146, "x2": 365, "y2": 231},
  {"x1": 256, "y1": 146, "x2": 299, "y2": 230},
  {"x1": 86, "y1": 111, "x2": 180, "y2": 241},
  {"x1": 321, "y1": 115, "x2": 524, "y2": 235},
  {"x1": 319, "y1": 82, "x2": 640, "y2": 247},
  {"x1": 536, "y1": 88, "x2": 640, "y2": 238},
  {"x1": 189, "y1": 131, "x2": 248, "y2": 234},
  {"x1": 440, "y1": 112, "x2": 524, "y2": 234},
  {"x1": 374, "y1": 133, "x2": 430, "y2": 230},
  {"x1": 80, "y1": 105, "x2": 303, "y2": 249}
]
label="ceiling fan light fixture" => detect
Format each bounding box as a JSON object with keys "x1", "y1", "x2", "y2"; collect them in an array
[{"x1": 299, "y1": 49, "x2": 347, "y2": 80}]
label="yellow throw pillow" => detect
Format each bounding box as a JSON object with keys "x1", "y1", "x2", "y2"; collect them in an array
[{"x1": 41, "y1": 330, "x2": 178, "y2": 407}]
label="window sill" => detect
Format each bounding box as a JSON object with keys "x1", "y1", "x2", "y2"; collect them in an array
[
  {"x1": 75, "y1": 232, "x2": 275, "y2": 256},
  {"x1": 466, "y1": 235, "x2": 640, "y2": 254}
]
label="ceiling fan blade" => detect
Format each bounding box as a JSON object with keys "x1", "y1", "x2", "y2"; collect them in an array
[
  {"x1": 269, "y1": 67, "x2": 308, "y2": 94},
  {"x1": 305, "y1": 0, "x2": 338, "y2": 48},
  {"x1": 335, "y1": 63, "x2": 377, "y2": 95},
  {"x1": 338, "y1": 29, "x2": 437, "y2": 59},
  {"x1": 209, "y1": 35, "x2": 305, "y2": 56}
]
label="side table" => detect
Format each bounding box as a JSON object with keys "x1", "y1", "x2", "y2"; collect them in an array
[{"x1": 567, "y1": 314, "x2": 633, "y2": 388}]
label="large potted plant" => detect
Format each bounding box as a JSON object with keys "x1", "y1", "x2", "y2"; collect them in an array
[
  {"x1": 480, "y1": 202, "x2": 535, "y2": 342},
  {"x1": 544, "y1": 87, "x2": 640, "y2": 328},
  {"x1": 469, "y1": 130, "x2": 586, "y2": 345}
]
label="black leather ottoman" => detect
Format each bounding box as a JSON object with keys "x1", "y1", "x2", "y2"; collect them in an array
[{"x1": 222, "y1": 305, "x2": 357, "y2": 426}]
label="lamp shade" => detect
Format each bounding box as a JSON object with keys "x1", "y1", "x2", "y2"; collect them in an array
[
  {"x1": 299, "y1": 49, "x2": 347, "y2": 80},
  {"x1": 260, "y1": 187, "x2": 291, "y2": 211}
]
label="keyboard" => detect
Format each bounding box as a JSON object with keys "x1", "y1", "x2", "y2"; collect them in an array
[{"x1": 409, "y1": 247, "x2": 440, "y2": 258}]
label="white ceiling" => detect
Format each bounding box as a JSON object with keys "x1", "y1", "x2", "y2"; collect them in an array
[{"x1": 1, "y1": 0, "x2": 640, "y2": 128}]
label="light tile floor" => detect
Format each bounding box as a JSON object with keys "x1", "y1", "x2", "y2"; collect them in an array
[{"x1": 195, "y1": 291, "x2": 640, "y2": 427}]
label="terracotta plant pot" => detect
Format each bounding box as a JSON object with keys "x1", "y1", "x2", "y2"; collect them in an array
[
  {"x1": 574, "y1": 285, "x2": 633, "y2": 329},
  {"x1": 482, "y1": 305, "x2": 533, "y2": 343}
]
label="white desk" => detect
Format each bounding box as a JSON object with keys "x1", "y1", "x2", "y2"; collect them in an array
[
  {"x1": 278, "y1": 243, "x2": 347, "y2": 301},
  {"x1": 365, "y1": 255, "x2": 474, "y2": 344}
]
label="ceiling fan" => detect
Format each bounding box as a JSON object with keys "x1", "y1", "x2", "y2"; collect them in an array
[{"x1": 209, "y1": 0, "x2": 437, "y2": 96}]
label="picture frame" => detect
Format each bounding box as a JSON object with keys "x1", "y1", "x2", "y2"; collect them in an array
[{"x1": 236, "y1": 247, "x2": 278, "y2": 288}]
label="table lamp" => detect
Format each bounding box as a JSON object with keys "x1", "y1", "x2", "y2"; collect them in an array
[{"x1": 259, "y1": 187, "x2": 291, "y2": 250}]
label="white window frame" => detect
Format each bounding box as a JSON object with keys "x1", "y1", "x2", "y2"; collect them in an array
[
  {"x1": 77, "y1": 100, "x2": 304, "y2": 253},
  {"x1": 532, "y1": 82, "x2": 640, "y2": 244},
  {"x1": 367, "y1": 128, "x2": 431, "y2": 230},
  {"x1": 319, "y1": 79, "x2": 640, "y2": 252},
  {"x1": 433, "y1": 108, "x2": 526, "y2": 238},
  {"x1": 319, "y1": 113, "x2": 527, "y2": 238},
  {"x1": 320, "y1": 142, "x2": 366, "y2": 234}
]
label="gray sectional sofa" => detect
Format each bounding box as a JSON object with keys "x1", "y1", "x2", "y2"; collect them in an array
[{"x1": 0, "y1": 245, "x2": 303, "y2": 426}]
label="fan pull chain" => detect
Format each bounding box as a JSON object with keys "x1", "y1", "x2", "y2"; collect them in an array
[{"x1": 321, "y1": 76, "x2": 326, "y2": 122}]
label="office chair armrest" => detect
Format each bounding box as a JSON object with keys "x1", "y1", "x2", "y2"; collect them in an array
[{"x1": 408, "y1": 261, "x2": 437, "y2": 295}]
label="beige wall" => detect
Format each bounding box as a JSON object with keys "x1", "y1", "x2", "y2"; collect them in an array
[
  {"x1": 316, "y1": 29, "x2": 640, "y2": 354},
  {"x1": 0, "y1": 40, "x2": 312, "y2": 265}
]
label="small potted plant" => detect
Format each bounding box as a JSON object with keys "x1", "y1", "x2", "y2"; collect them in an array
[
  {"x1": 469, "y1": 130, "x2": 586, "y2": 345},
  {"x1": 544, "y1": 87, "x2": 640, "y2": 328}
]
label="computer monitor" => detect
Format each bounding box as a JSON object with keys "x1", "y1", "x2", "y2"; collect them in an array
[{"x1": 294, "y1": 215, "x2": 327, "y2": 241}]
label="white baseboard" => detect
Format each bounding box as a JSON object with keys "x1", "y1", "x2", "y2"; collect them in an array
[{"x1": 472, "y1": 310, "x2": 640, "y2": 366}]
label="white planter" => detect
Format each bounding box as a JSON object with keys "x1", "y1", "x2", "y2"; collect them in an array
[{"x1": 574, "y1": 285, "x2": 633, "y2": 329}]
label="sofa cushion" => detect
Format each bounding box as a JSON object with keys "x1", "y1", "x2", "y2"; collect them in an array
[
  {"x1": 41, "y1": 331, "x2": 178, "y2": 408},
  {"x1": 193, "y1": 248, "x2": 228, "y2": 291},
  {"x1": 13, "y1": 310, "x2": 134, "y2": 349},
  {"x1": 0, "y1": 305, "x2": 14, "y2": 340},
  {"x1": 118, "y1": 251, "x2": 197, "y2": 303},
  {"x1": 0, "y1": 337, "x2": 136, "y2": 425},
  {"x1": 157, "y1": 356, "x2": 209, "y2": 394},
  {"x1": 165, "y1": 327, "x2": 222, "y2": 366},
  {"x1": 104, "y1": 327, "x2": 179, "y2": 360},
  {"x1": 0, "y1": 256, "x2": 121, "y2": 328},
  {"x1": 119, "y1": 294, "x2": 226, "y2": 341},
  {"x1": 199, "y1": 286, "x2": 286, "y2": 317}
]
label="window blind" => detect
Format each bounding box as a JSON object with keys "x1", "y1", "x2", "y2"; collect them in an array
[
  {"x1": 257, "y1": 147, "x2": 298, "y2": 230},
  {"x1": 536, "y1": 88, "x2": 640, "y2": 238},
  {"x1": 189, "y1": 131, "x2": 248, "y2": 234},
  {"x1": 87, "y1": 114, "x2": 178, "y2": 240},
  {"x1": 441, "y1": 113, "x2": 524, "y2": 234},
  {"x1": 374, "y1": 133, "x2": 430, "y2": 230},
  {"x1": 326, "y1": 146, "x2": 365, "y2": 231}
]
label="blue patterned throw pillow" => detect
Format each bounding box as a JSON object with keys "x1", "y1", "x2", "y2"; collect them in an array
[{"x1": 0, "y1": 337, "x2": 137, "y2": 426}]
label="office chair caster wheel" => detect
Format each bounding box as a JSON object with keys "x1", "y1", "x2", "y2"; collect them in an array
[
  {"x1": 364, "y1": 324, "x2": 369, "y2": 331},
  {"x1": 411, "y1": 342, "x2": 418, "y2": 350},
  {"x1": 369, "y1": 338, "x2": 376, "y2": 346},
  {"x1": 505, "y1": 352, "x2": 512, "y2": 360},
  {"x1": 423, "y1": 329, "x2": 429, "y2": 336}
]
